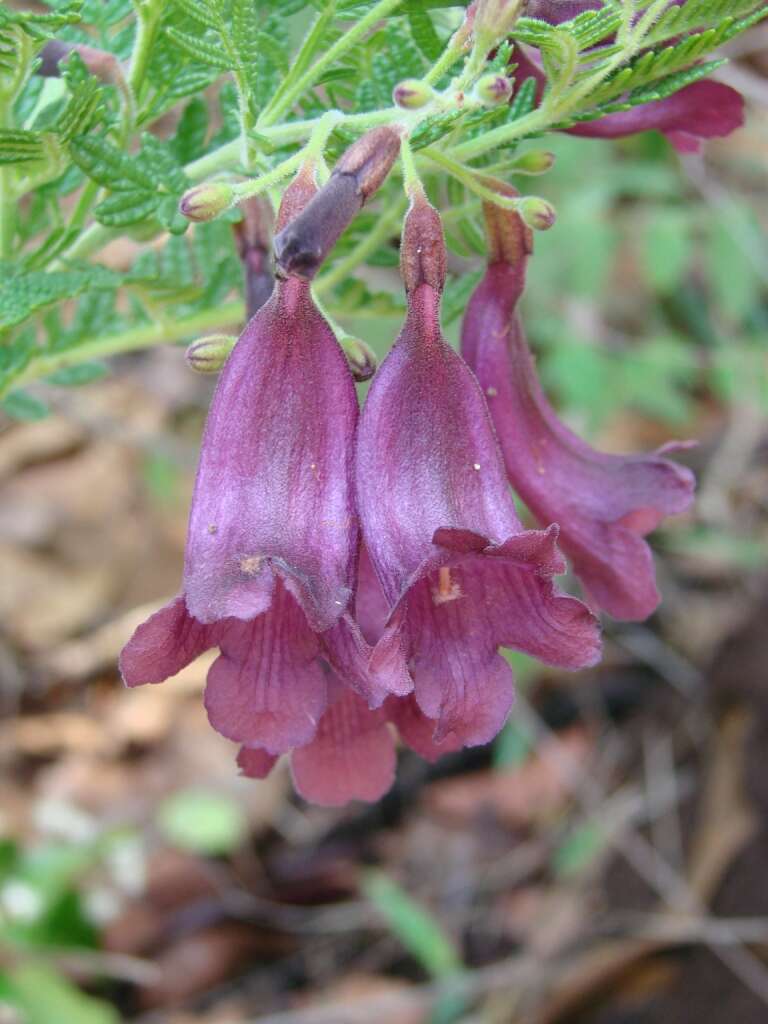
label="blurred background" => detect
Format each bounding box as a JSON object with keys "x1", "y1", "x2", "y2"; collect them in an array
[{"x1": 1, "y1": 28, "x2": 767, "y2": 1024}]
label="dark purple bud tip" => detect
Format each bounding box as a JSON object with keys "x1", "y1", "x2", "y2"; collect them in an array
[
  {"x1": 185, "y1": 335, "x2": 237, "y2": 373},
  {"x1": 476, "y1": 73, "x2": 513, "y2": 106},
  {"x1": 400, "y1": 194, "x2": 447, "y2": 296},
  {"x1": 274, "y1": 173, "x2": 359, "y2": 279},
  {"x1": 180, "y1": 182, "x2": 235, "y2": 222},
  {"x1": 340, "y1": 335, "x2": 378, "y2": 382},
  {"x1": 274, "y1": 128, "x2": 402, "y2": 280}
]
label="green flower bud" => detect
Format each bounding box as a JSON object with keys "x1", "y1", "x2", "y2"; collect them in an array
[
  {"x1": 339, "y1": 335, "x2": 377, "y2": 382},
  {"x1": 393, "y1": 79, "x2": 434, "y2": 110},
  {"x1": 179, "y1": 182, "x2": 235, "y2": 223},
  {"x1": 475, "y1": 73, "x2": 513, "y2": 106},
  {"x1": 185, "y1": 335, "x2": 237, "y2": 373},
  {"x1": 510, "y1": 150, "x2": 556, "y2": 175},
  {"x1": 518, "y1": 196, "x2": 557, "y2": 232}
]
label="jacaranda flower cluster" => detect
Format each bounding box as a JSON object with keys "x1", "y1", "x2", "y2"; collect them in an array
[{"x1": 121, "y1": 56, "x2": 735, "y2": 802}]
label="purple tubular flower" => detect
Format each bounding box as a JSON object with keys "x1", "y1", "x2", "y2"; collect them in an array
[
  {"x1": 460, "y1": 198, "x2": 695, "y2": 621},
  {"x1": 355, "y1": 194, "x2": 601, "y2": 748},
  {"x1": 120, "y1": 167, "x2": 365, "y2": 755}
]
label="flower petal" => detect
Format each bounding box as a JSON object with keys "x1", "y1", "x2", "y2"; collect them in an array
[
  {"x1": 356, "y1": 282, "x2": 525, "y2": 606},
  {"x1": 387, "y1": 694, "x2": 463, "y2": 762},
  {"x1": 184, "y1": 273, "x2": 358, "y2": 631},
  {"x1": 204, "y1": 581, "x2": 328, "y2": 753},
  {"x1": 237, "y1": 747, "x2": 279, "y2": 779},
  {"x1": 462, "y1": 246, "x2": 694, "y2": 621},
  {"x1": 119, "y1": 596, "x2": 215, "y2": 687},
  {"x1": 568, "y1": 80, "x2": 744, "y2": 147},
  {"x1": 290, "y1": 690, "x2": 396, "y2": 805}
]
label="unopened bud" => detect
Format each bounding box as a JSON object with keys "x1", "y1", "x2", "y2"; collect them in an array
[
  {"x1": 340, "y1": 335, "x2": 377, "y2": 382},
  {"x1": 185, "y1": 335, "x2": 237, "y2": 373},
  {"x1": 393, "y1": 79, "x2": 434, "y2": 110},
  {"x1": 475, "y1": 0, "x2": 525, "y2": 49},
  {"x1": 233, "y1": 195, "x2": 275, "y2": 318},
  {"x1": 400, "y1": 194, "x2": 447, "y2": 295},
  {"x1": 179, "y1": 182, "x2": 235, "y2": 222},
  {"x1": 274, "y1": 127, "x2": 402, "y2": 279},
  {"x1": 334, "y1": 125, "x2": 404, "y2": 203},
  {"x1": 475, "y1": 73, "x2": 513, "y2": 106},
  {"x1": 518, "y1": 196, "x2": 557, "y2": 231},
  {"x1": 510, "y1": 150, "x2": 555, "y2": 175}
]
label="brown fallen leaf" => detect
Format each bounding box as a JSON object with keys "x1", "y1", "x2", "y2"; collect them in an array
[{"x1": 423, "y1": 727, "x2": 593, "y2": 828}]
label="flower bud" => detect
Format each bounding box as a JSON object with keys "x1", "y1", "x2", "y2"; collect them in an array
[
  {"x1": 185, "y1": 335, "x2": 237, "y2": 374},
  {"x1": 475, "y1": 73, "x2": 513, "y2": 106},
  {"x1": 400, "y1": 193, "x2": 447, "y2": 295},
  {"x1": 509, "y1": 150, "x2": 556, "y2": 175},
  {"x1": 179, "y1": 182, "x2": 235, "y2": 223},
  {"x1": 274, "y1": 126, "x2": 402, "y2": 279},
  {"x1": 233, "y1": 195, "x2": 275, "y2": 319},
  {"x1": 393, "y1": 79, "x2": 434, "y2": 110},
  {"x1": 340, "y1": 335, "x2": 377, "y2": 382},
  {"x1": 474, "y1": 0, "x2": 525, "y2": 49},
  {"x1": 518, "y1": 196, "x2": 557, "y2": 232},
  {"x1": 333, "y1": 125, "x2": 404, "y2": 203}
]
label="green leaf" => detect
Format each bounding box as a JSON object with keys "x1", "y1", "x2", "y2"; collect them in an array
[
  {"x1": 171, "y1": 97, "x2": 209, "y2": 164},
  {"x1": 645, "y1": 0, "x2": 768, "y2": 47},
  {"x1": 2, "y1": 391, "x2": 50, "y2": 421},
  {"x1": 554, "y1": 820, "x2": 606, "y2": 877},
  {"x1": 158, "y1": 788, "x2": 246, "y2": 856},
  {"x1": 56, "y1": 74, "x2": 106, "y2": 142},
  {"x1": 173, "y1": 0, "x2": 223, "y2": 31},
  {"x1": 47, "y1": 362, "x2": 108, "y2": 386},
  {"x1": 0, "y1": 128, "x2": 44, "y2": 165},
  {"x1": 0, "y1": 267, "x2": 119, "y2": 329},
  {"x1": 165, "y1": 26, "x2": 233, "y2": 70},
  {"x1": 0, "y1": 964, "x2": 118, "y2": 1024},
  {"x1": 406, "y1": 0, "x2": 443, "y2": 61},
  {"x1": 362, "y1": 870, "x2": 462, "y2": 978},
  {"x1": 509, "y1": 76, "x2": 539, "y2": 121},
  {"x1": 69, "y1": 135, "x2": 155, "y2": 191},
  {"x1": 94, "y1": 189, "x2": 160, "y2": 227},
  {"x1": 640, "y1": 209, "x2": 692, "y2": 292}
]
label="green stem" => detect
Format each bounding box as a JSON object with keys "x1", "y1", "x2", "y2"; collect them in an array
[
  {"x1": 257, "y1": 0, "x2": 404, "y2": 128},
  {"x1": 259, "y1": 3, "x2": 340, "y2": 126},
  {"x1": 128, "y1": 0, "x2": 162, "y2": 102},
  {"x1": 1, "y1": 302, "x2": 245, "y2": 400}
]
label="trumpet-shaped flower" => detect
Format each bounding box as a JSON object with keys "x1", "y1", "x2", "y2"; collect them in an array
[
  {"x1": 461, "y1": 200, "x2": 695, "y2": 620},
  {"x1": 121, "y1": 168, "x2": 364, "y2": 755},
  {"x1": 355, "y1": 194, "x2": 601, "y2": 748}
]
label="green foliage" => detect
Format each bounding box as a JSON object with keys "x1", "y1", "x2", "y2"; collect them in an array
[
  {"x1": 157, "y1": 788, "x2": 246, "y2": 855},
  {"x1": 0, "y1": 0, "x2": 764, "y2": 418},
  {"x1": 363, "y1": 870, "x2": 462, "y2": 977}
]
